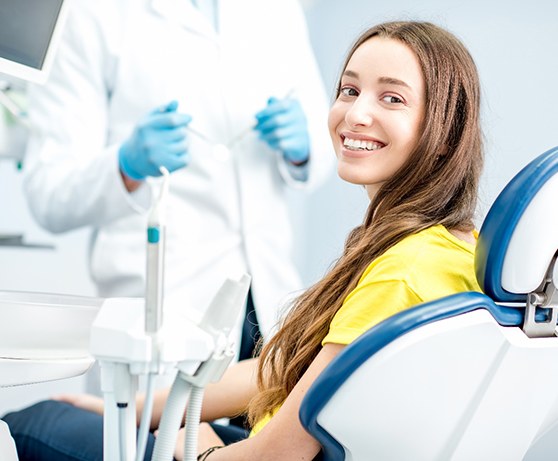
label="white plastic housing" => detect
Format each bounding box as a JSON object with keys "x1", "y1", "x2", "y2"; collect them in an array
[
  {"x1": 0, "y1": 291, "x2": 102, "y2": 386},
  {"x1": 501, "y1": 173, "x2": 558, "y2": 293},
  {"x1": 90, "y1": 297, "x2": 214, "y2": 373}
]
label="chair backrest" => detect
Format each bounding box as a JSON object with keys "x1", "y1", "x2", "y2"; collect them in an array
[
  {"x1": 300, "y1": 146, "x2": 558, "y2": 461},
  {"x1": 476, "y1": 146, "x2": 558, "y2": 303}
]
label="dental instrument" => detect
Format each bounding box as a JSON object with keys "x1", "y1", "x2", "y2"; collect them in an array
[
  {"x1": 185, "y1": 88, "x2": 296, "y2": 162},
  {"x1": 186, "y1": 125, "x2": 213, "y2": 145},
  {"x1": 227, "y1": 88, "x2": 296, "y2": 149},
  {"x1": 134, "y1": 165, "x2": 170, "y2": 461},
  {"x1": 145, "y1": 166, "x2": 169, "y2": 336}
]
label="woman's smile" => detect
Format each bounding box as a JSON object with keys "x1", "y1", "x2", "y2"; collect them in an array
[{"x1": 340, "y1": 133, "x2": 386, "y2": 158}]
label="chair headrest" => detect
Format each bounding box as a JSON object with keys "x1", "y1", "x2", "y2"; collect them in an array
[{"x1": 476, "y1": 146, "x2": 558, "y2": 302}]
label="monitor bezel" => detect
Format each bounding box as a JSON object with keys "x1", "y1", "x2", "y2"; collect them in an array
[{"x1": 0, "y1": 0, "x2": 71, "y2": 84}]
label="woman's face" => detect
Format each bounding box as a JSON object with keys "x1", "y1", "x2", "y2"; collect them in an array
[{"x1": 329, "y1": 37, "x2": 426, "y2": 200}]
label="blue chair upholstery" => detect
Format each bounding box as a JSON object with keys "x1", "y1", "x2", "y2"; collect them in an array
[
  {"x1": 476, "y1": 146, "x2": 558, "y2": 303},
  {"x1": 300, "y1": 146, "x2": 558, "y2": 461}
]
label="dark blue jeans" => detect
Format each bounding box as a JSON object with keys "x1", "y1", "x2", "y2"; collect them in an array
[
  {"x1": 3, "y1": 400, "x2": 249, "y2": 461},
  {"x1": 4, "y1": 400, "x2": 122, "y2": 461}
]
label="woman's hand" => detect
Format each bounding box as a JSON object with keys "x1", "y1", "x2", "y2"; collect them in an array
[
  {"x1": 53, "y1": 393, "x2": 105, "y2": 415},
  {"x1": 173, "y1": 422, "x2": 224, "y2": 461}
]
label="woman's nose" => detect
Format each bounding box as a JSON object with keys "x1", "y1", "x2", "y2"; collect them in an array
[{"x1": 345, "y1": 97, "x2": 374, "y2": 128}]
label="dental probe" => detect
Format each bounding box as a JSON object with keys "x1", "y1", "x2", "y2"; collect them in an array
[
  {"x1": 226, "y1": 87, "x2": 296, "y2": 149},
  {"x1": 185, "y1": 124, "x2": 213, "y2": 144},
  {"x1": 183, "y1": 88, "x2": 297, "y2": 151}
]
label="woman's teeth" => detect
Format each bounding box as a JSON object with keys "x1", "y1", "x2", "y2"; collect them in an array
[{"x1": 343, "y1": 138, "x2": 383, "y2": 151}]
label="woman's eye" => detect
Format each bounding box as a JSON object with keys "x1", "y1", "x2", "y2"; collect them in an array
[
  {"x1": 340, "y1": 87, "x2": 359, "y2": 97},
  {"x1": 382, "y1": 95, "x2": 404, "y2": 104}
]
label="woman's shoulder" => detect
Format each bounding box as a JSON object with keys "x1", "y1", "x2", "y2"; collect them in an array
[
  {"x1": 388, "y1": 225, "x2": 475, "y2": 257},
  {"x1": 361, "y1": 225, "x2": 476, "y2": 283}
]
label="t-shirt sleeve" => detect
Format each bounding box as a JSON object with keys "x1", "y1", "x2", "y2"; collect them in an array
[{"x1": 322, "y1": 279, "x2": 422, "y2": 346}]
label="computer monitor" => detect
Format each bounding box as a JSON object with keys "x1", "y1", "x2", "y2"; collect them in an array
[{"x1": 0, "y1": 0, "x2": 71, "y2": 84}]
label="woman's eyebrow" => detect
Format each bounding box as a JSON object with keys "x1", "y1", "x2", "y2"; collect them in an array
[
  {"x1": 343, "y1": 69, "x2": 359, "y2": 79},
  {"x1": 377, "y1": 76, "x2": 411, "y2": 89},
  {"x1": 342, "y1": 70, "x2": 411, "y2": 90}
]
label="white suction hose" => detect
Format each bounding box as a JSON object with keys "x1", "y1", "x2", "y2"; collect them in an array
[
  {"x1": 151, "y1": 376, "x2": 192, "y2": 461},
  {"x1": 183, "y1": 386, "x2": 205, "y2": 461}
]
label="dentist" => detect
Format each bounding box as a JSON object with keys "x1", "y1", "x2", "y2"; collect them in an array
[{"x1": 22, "y1": 0, "x2": 333, "y2": 365}]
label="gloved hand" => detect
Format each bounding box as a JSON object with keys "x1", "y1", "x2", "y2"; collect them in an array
[
  {"x1": 118, "y1": 100, "x2": 192, "y2": 180},
  {"x1": 254, "y1": 96, "x2": 310, "y2": 165}
]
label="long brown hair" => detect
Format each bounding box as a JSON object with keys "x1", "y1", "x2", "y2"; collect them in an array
[{"x1": 248, "y1": 21, "x2": 484, "y2": 425}]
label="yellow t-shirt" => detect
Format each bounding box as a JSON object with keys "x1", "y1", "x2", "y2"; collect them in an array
[
  {"x1": 251, "y1": 225, "x2": 482, "y2": 435},
  {"x1": 322, "y1": 225, "x2": 482, "y2": 346}
]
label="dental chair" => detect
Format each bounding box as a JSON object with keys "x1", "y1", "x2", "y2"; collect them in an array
[{"x1": 300, "y1": 146, "x2": 558, "y2": 461}]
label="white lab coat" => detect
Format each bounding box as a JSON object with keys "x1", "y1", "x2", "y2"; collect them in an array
[{"x1": 23, "y1": 0, "x2": 334, "y2": 345}]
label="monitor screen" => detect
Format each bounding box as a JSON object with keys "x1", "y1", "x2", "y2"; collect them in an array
[{"x1": 0, "y1": 0, "x2": 69, "y2": 83}]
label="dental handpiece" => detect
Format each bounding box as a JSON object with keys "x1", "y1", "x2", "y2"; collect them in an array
[{"x1": 145, "y1": 167, "x2": 170, "y2": 334}]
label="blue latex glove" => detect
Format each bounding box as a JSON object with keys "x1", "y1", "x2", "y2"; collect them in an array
[
  {"x1": 254, "y1": 96, "x2": 310, "y2": 165},
  {"x1": 118, "y1": 101, "x2": 192, "y2": 180}
]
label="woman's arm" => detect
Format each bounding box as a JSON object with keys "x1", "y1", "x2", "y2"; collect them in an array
[
  {"x1": 145, "y1": 357, "x2": 259, "y2": 428},
  {"x1": 180, "y1": 343, "x2": 345, "y2": 461},
  {"x1": 200, "y1": 357, "x2": 260, "y2": 421},
  {"x1": 56, "y1": 358, "x2": 260, "y2": 430}
]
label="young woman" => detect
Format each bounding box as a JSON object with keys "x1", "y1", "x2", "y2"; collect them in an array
[{"x1": 3, "y1": 20, "x2": 483, "y2": 461}]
